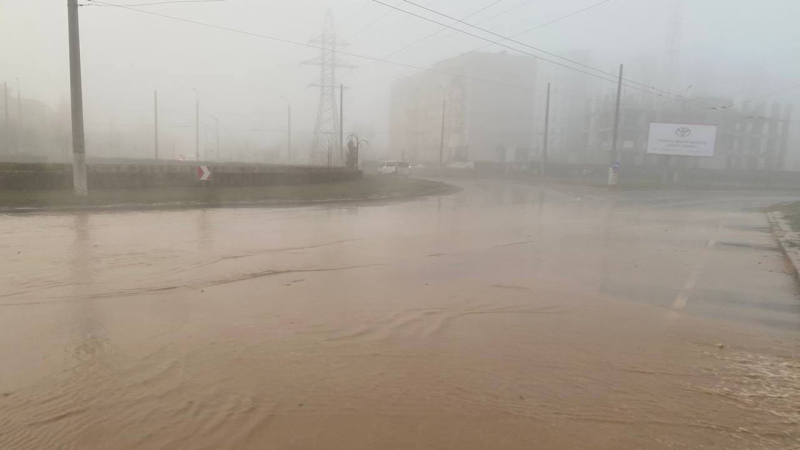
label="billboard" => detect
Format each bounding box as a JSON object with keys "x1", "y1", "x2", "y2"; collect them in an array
[{"x1": 646, "y1": 123, "x2": 717, "y2": 157}]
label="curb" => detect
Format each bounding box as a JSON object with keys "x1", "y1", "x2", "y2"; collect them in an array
[
  {"x1": 766, "y1": 211, "x2": 800, "y2": 279},
  {"x1": 0, "y1": 184, "x2": 460, "y2": 214}
]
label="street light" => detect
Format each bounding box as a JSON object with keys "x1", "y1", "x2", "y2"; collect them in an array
[
  {"x1": 280, "y1": 96, "x2": 292, "y2": 164},
  {"x1": 192, "y1": 88, "x2": 199, "y2": 161},
  {"x1": 437, "y1": 84, "x2": 446, "y2": 175},
  {"x1": 210, "y1": 114, "x2": 220, "y2": 161}
]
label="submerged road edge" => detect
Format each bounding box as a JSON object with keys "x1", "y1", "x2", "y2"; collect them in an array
[
  {"x1": 0, "y1": 179, "x2": 461, "y2": 214},
  {"x1": 766, "y1": 210, "x2": 800, "y2": 284}
]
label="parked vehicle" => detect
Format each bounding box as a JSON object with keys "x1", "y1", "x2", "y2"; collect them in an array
[{"x1": 378, "y1": 160, "x2": 411, "y2": 176}]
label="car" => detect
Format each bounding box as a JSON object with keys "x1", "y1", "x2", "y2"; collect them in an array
[{"x1": 378, "y1": 160, "x2": 411, "y2": 176}]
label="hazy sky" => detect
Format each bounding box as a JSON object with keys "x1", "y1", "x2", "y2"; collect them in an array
[{"x1": 2, "y1": 0, "x2": 799, "y2": 156}]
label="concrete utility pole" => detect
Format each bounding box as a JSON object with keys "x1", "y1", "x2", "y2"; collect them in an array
[
  {"x1": 281, "y1": 96, "x2": 291, "y2": 163},
  {"x1": 340, "y1": 84, "x2": 344, "y2": 166},
  {"x1": 210, "y1": 115, "x2": 219, "y2": 160},
  {"x1": 16, "y1": 78, "x2": 22, "y2": 153},
  {"x1": 154, "y1": 90, "x2": 159, "y2": 160},
  {"x1": 108, "y1": 117, "x2": 115, "y2": 157},
  {"x1": 608, "y1": 63, "x2": 624, "y2": 187},
  {"x1": 193, "y1": 88, "x2": 199, "y2": 162},
  {"x1": 542, "y1": 82, "x2": 551, "y2": 180},
  {"x1": 439, "y1": 98, "x2": 446, "y2": 175},
  {"x1": 3, "y1": 82, "x2": 8, "y2": 154},
  {"x1": 287, "y1": 103, "x2": 292, "y2": 163},
  {"x1": 67, "y1": 0, "x2": 88, "y2": 196}
]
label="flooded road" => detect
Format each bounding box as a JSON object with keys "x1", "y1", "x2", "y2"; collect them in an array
[{"x1": 1, "y1": 180, "x2": 799, "y2": 449}]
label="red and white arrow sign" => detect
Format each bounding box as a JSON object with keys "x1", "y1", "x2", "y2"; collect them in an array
[{"x1": 196, "y1": 165, "x2": 211, "y2": 181}]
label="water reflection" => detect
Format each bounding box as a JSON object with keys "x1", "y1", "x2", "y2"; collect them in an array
[
  {"x1": 69, "y1": 213, "x2": 111, "y2": 362},
  {"x1": 196, "y1": 209, "x2": 213, "y2": 247}
]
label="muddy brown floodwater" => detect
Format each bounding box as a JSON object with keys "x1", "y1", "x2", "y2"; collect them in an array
[{"x1": 1, "y1": 180, "x2": 799, "y2": 449}]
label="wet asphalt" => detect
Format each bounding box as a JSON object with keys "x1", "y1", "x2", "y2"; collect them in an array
[{"x1": 1, "y1": 178, "x2": 798, "y2": 449}]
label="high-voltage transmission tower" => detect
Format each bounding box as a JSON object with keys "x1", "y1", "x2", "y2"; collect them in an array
[{"x1": 303, "y1": 10, "x2": 354, "y2": 166}]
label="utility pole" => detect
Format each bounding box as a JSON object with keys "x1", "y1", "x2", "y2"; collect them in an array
[
  {"x1": 211, "y1": 115, "x2": 220, "y2": 160},
  {"x1": 109, "y1": 117, "x2": 115, "y2": 157},
  {"x1": 16, "y1": 78, "x2": 22, "y2": 153},
  {"x1": 439, "y1": 98, "x2": 446, "y2": 175},
  {"x1": 542, "y1": 82, "x2": 551, "y2": 180},
  {"x1": 154, "y1": 90, "x2": 159, "y2": 160},
  {"x1": 339, "y1": 84, "x2": 344, "y2": 166},
  {"x1": 3, "y1": 82, "x2": 8, "y2": 154},
  {"x1": 287, "y1": 103, "x2": 292, "y2": 163},
  {"x1": 67, "y1": 0, "x2": 88, "y2": 196},
  {"x1": 193, "y1": 88, "x2": 199, "y2": 162},
  {"x1": 195, "y1": 99, "x2": 200, "y2": 162},
  {"x1": 280, "y1": 96, "x2": 292, "y2": 163},
  {"x1": 608, "y1": 63, "x2": 624, "y2": 187}
]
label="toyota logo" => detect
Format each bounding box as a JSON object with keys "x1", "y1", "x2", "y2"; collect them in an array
[{"x1": 676, "y1": 127, "x2": 692, "y2": 137}]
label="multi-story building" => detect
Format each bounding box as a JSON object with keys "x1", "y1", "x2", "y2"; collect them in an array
[
  {"x1": 530, "y1": 50, "x2": 600, "y2": 165},
  {"x1": 389, "y1": 50, "x2": 795, "y2": 173},
  {"x1": 588, "y1": 92, "x2": 793, "y2": 171},
  {"x1": 389, "y1": 51, "x2": 538, "y2": 165}
]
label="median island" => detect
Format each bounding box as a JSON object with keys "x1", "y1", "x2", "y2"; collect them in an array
[{"x1": 0, "y1": 175, "x2": 454, "y2": 212}]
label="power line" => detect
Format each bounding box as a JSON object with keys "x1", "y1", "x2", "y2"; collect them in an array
[
  {"x1": 355, "y1": 0, "x2": 505, "y2": 73},
  {"x1": 88, "y1": 0, "x2": 230, "y2": 6},
  {"x1": 718, "y1": 82, "x2": 800, "y2": 109},
  {"x1": 382, "y1": 0, "x2": 712, "y2": 108},
  {"x1": 337, "y1": 1, "x2": 372, "y2": 26},
  {"x1": 89, "y1": 0, "x2": 750, "y2": 115},
  {"x1": 86, "y1": 0, "x2": 614, "y2": 101},
  {"x1": 371, "y1": 1, "x2": 690, "y2": 103},
  {"x1": 422, "y1": 0, "x2": 536, "y2": 47},
  {"x1": 480, "y1": 0, "x2": 614, "y2": 40},
  {"x1": 344, "y1": 0, "x2": 403, "y2": 40},
  {"x1": 743, "y1": 115, "x2": 800, "y2": 124},
  {"x1": 346, "y1": 0, "x2": 608, "y2": 95}
]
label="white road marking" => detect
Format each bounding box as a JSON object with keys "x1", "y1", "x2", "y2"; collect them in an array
[{"x1": 670, "y1": 223, "x2": 723, "y2": 312}]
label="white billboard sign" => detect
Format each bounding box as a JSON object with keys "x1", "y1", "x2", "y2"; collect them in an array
[{"x1": 646, "y1": 123, "x2": 717, "y2": 157}]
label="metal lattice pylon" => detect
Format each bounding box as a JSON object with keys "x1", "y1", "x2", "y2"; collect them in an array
[{"x1": 303, "y1": 10, "x2": 354, "y2": 166}]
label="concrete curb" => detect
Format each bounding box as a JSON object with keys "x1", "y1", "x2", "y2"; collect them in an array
[
  {"x1": 766, "y1": 211, "x2": 800, "y2": 279},
  {"x1": 0, "y1": 184, "x2": 460, "y2": 214}
]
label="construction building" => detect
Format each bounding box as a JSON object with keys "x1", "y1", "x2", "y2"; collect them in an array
[{"x1": 389, "y1": 51, "x2": 538, "y2": 165}]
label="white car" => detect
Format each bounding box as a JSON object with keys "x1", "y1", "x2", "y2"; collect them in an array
[{"x1": 378, "y1": 160, "x2": 411, "y2": 176}]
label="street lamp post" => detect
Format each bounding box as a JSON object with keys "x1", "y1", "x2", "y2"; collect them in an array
[
  {"x1": 438, "y1": 84, "x2": 446, "y2": 175},
  {"x1": 192, "y1": 88, "x2": 199, "y2": 162},
  {"x1": 210, "y1": 115, "x2": 220, "y2": 161},
  {"x1": 154, "y1": 90, "x2": 159, "y2": 160},
  {"x1": 280, "y1": 96, "x2": 292, "y2": 164}
]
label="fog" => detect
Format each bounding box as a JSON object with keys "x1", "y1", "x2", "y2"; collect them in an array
[
  {"x1": 2, "y1": 0, "x2": 800, "y2": 164},
  {"x1": 4, "y1": 3, "x2": 800, "y2": 449}
]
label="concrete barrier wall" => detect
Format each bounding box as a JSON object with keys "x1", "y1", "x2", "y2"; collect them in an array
[
  {"x1": 0, "y1": 162, "x2": 362, "y2": 190},
  {"x1": 413, "y1": 160, "x2": 800, "y2": 189}
]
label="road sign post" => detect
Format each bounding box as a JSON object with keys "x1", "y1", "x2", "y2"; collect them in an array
[{"x1": 608, "y1": 162, "x2": 620, "y2": 187}]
